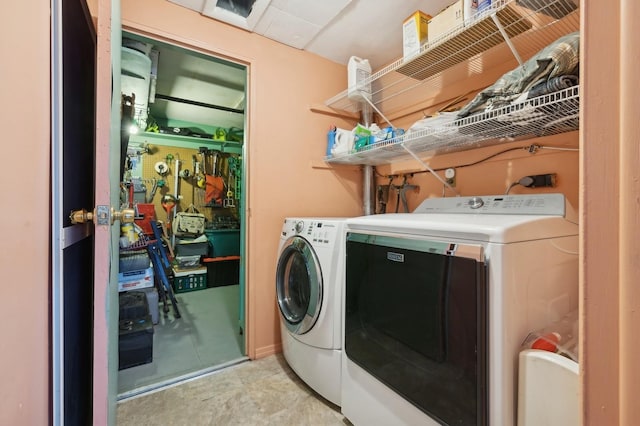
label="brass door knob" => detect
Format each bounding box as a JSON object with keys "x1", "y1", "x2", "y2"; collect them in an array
[{"x1": 69, "y1": 207, "x2": 135, "y2": 225}]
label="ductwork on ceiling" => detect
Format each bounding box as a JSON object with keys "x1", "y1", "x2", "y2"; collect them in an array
[{"x1": 122, "y1": 34, "x2": 247, "y2": 132}]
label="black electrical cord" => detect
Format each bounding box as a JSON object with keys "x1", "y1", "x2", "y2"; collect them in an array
[
  {"x1": 376, "y1": 144, "x2": 541, "y2": 180},
  {"x1": 505, "y1": 176, "x2": 534, "y2": 194},
  {"x1": 505, "y1": 173, "x2": 557, "y2": 194}
]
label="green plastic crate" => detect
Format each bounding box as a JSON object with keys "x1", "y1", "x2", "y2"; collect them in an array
[{"x1": 172, "y1": 266, "x2": 207, "y2": 293}]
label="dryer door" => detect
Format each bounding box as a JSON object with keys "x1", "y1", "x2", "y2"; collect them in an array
[{"x1": 276, "y1": 236, "x2": 323, "y2": 335}]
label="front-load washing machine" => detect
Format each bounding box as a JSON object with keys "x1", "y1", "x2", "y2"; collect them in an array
[
  {"x1": 276, "y1": 217, "x2": 347, "y2": 406},
  {"x1": 340, "y1": 194, "x2": 579, "y2": 426}
]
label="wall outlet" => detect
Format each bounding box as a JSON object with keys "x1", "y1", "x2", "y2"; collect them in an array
[{"x1": 445, "y1": 168, "x2": 456, "y2": 187}]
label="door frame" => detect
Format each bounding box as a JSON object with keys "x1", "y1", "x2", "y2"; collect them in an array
[
  {"x1": 93, "y1": 0, "x2": 121, "y2": 423},
  {"x1": 117, "y1": 22, "x2": 252, "y2": 356}
]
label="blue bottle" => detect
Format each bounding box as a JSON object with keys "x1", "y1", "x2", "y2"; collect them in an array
[{"x1": 326, "y1": 126, "x2": 337, "y2": 157}]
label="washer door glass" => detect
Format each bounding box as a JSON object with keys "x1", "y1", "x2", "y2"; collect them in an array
[{"x1": 276, "y1": 236, "x2": 323, "y2": 335}]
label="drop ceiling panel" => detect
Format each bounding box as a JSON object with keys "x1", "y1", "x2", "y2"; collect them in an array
[
  {"x1": 304, "y1": 0, "x2": 452, "y2": 69},
  {"x1": 253, "y1": 6, "x2": 321, "y2": 49},
  {"x1": 267, "y1": 0, "x2": 351, "y2": 27},
  {"x1": 167, "y1": 0, "x2": 457, "y2": 68}
]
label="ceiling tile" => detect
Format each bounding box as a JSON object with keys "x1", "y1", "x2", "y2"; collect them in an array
[
  {"x1": 271, "y1": 0, "x2": 351, "y2": 26},
  {"x1": 254, "y1": 6, "x2": 321, "y2": 49}
]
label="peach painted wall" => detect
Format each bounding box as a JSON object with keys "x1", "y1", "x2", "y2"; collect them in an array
[
  {"x1": 120, "y1": 0, "x2": 364, "y2": 358},
  {"x1": 0, "y1": 0, "x2": 51, "y2": 424}
]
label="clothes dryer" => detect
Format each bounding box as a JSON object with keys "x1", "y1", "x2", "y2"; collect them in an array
[
  {"x1": 340, "y1": 194, "x2": 579, "y2": 426},
  {"x1": 276, "y1": 217, "x2": 347, "y2": 406}
]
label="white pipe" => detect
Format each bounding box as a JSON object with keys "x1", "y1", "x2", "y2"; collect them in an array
[
  {"x1": 174, "y1": 158, "x2": 180, "y2": 200},
  {"x1": 171, "y1": 158, "x2": 180, "y2": 248}
]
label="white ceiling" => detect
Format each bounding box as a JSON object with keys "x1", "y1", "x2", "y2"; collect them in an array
[{"x1": 169, "y1": 0, "x2": 453, "y2": 69}]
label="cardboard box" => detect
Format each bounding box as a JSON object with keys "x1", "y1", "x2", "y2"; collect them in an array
[
  {"x1": 464, "y1": 0, "x2": 493, "y2": 23},
  {"x1": 474, "y1": 0, "x2": 493, "y2": 12},
  {"x1": 118, "y1": 266, "x2": 154, "y2": 292},
  {"x1": 403, "y1": 11, "x2": 431, "y2": 60},
  {"x1": 428, "y1": 0, "x2": 465, "y2": 43}
]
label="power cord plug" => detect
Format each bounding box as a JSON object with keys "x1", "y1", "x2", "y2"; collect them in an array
[
  {"x1": 522, "y1": 173, "x2": 557, "y2": 188},
  {"x1": 506, "y1": 173, "x2": 557, "y2": 194}
]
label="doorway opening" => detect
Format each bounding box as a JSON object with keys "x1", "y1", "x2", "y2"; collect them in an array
[{"x1": 116, "y1": 31, "x2": 248, "y2": 398}]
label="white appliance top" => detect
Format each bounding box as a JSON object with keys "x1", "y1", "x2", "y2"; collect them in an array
[
  {"x1": 413, "y1": 193, "x2": 567, "y2": 215},
  {"x1": 346, "y1": 194, "x2": 578, "y2": 244}
]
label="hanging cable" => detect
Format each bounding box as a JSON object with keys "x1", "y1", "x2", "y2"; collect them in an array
[{"x1": 375, "y1": 144, "x2": 548, "y2": 180}]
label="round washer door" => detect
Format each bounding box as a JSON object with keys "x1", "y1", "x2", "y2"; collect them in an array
[{"x1": 276, "y1": 236, "x2": 323, "y2": 335}]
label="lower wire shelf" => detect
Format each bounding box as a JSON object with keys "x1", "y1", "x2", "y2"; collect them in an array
[{"x1": 325, "y1": 85, "x2": 579, "y2": 166}]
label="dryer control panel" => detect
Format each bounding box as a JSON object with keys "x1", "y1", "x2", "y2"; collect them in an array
[{"x1": 413, "y1": 193, "x2": 567, "y2": 216}]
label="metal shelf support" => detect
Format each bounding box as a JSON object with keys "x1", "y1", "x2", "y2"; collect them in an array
[{"x1": 491, "y1": 12, "x2": 524, "y2": 66}]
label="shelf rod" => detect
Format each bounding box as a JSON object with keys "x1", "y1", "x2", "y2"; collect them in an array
[
  {"x1": 490, "y1": 12, "x2": 523, "y2": 66},
  {"x1": 361, "y1": 96, "x2": 394, "y2": 128},
  {"x1": 155, "y1": 94, "x2": 245, "y2": 114},
  {"x1": 400, "y1": 144, "x2": 460, "y2": 196}
]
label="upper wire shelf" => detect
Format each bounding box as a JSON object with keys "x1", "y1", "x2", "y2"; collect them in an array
[
  {"x1": 325, "y1": 85, "x2": 579, "y2": 166},
  {"x1": 324, "y1": 0, "x2": 580, "y2": 116}
]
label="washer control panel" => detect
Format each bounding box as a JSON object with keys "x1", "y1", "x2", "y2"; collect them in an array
[
  {"x1": 413, "y1": 193, "x2": 566, "y2": 216},
  {"x1": 282, "y1": 219, "x2": 339, "y2": 246}
]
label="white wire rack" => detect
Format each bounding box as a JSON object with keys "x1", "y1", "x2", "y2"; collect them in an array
[
  {"x1": 325, "y1": 0, "x2": 580, "y2": 117},
  {"x1": 325, "y1": 85, "x2": 579, "y2": 166}
]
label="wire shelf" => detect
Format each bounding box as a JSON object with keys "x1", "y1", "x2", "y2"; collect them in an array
[
  {"x1": 325, "y1": 0, "x2": 580, "y2": 116},
  {"x1": 325, "y1": 85, "x2": 579, "y2": 166}
]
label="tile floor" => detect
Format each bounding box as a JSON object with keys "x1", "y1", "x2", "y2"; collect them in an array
[
  {"x1": 118, "y1": 285, "x2": 245, "y2": 396},
  {"x1": 117, "y1": 353, "x2": 350, "y2": 425}
]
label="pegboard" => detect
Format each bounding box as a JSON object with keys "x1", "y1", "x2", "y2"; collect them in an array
[{"x1": 132, "y1": 145, "x2": 240, "y2": 226}]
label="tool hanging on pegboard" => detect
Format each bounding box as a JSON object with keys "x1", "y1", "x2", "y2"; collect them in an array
[
  {"x1": 227, "y1": 156, "x2": 241, "y2": 207},
  {"x1": 223, "y1": 160, "x2": 235, "y2": 208},
  {"x1": 204, "y1": 149, "x2": 225, "y2": 207}
]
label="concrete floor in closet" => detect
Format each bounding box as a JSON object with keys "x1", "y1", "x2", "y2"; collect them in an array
[{"x1": 118, "y1": 285, "x2": 245, "y2": 397}]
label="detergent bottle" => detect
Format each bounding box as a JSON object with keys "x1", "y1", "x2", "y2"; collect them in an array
[{"x1": 326, "y1": 126, "x2": 337, "y2": 157}]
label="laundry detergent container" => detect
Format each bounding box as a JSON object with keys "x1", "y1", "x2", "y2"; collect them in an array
[{"x1": 518, "y1": 311, "x2": 579, "y2": 426}]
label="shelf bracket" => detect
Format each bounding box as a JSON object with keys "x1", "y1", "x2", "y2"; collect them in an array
[
  {"x1": 490, "y1": 12, "x2": 524, "y2": 66},
  {"x1": 400, "y1": 144, "x2": 460, "y2": 196}
]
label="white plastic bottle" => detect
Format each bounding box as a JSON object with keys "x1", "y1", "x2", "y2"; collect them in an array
[{"x1": 347, "y1": 56, "x2": 372, "y2": 102}]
